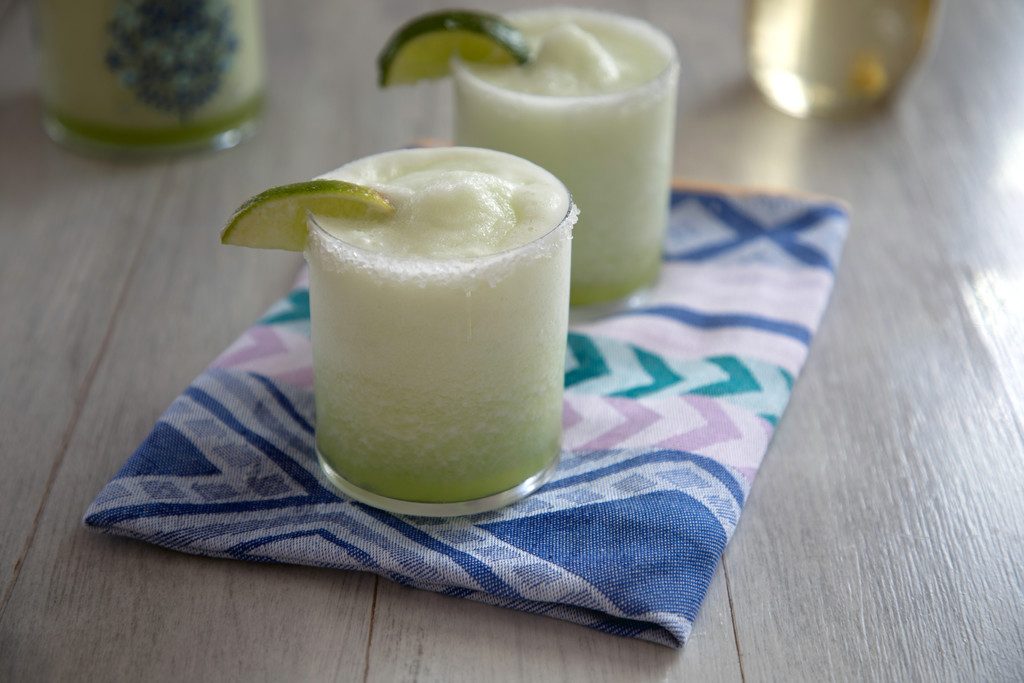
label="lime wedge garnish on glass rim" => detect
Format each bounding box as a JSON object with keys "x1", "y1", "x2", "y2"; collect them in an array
[
  {"x1": 221, "y1": 180, "x2": 394, "y2": 251},
  {"x1": 377, "y1": 10, "x2": 530, "y2": 87}
]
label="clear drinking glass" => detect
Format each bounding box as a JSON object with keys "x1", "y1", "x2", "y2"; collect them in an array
[
  {"x1": 453, "y1": 8, "x2": 679, "y2": 307},
  {"x1": 306, "y1": 148, "x2": 577, "y2": 517},
  {"x1": 746, "y1": 0, "x2": 938, "y2": 117},
  {"x1": 32, "y1": 0, "x2": 265, "y2": 153}
]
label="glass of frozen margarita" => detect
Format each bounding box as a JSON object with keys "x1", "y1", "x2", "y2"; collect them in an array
[
  {"x1": 305, "y1": 147, "x2": 576, "y2": 516},
  {"x1": 32, "y1": 0, "x2": 264, "y2": 153},
  {"x1": 452, "y1": 8, "x2": 679, "y2": 306}
]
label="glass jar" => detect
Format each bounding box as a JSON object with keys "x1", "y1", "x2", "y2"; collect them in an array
[
  {"x1": 746, "y1": 0, "x2": 938, "y2": 117},
  {"x1": 32, "y1": 0, "x2": 265, "y2": 153}
]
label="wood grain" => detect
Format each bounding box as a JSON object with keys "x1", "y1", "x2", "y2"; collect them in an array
[
  {"x1": 0, "y1": 2, "x2": 171, "y2": 599},
  {"x1": 0, "y1": 0, "x2": 21, "y2": 28},
  {"x1": 687, "y1": 2, "x2": 1024, "y2": 680},
  {"x1": 364, "y1": 563, "x2": 741, "y2": 682},
  {"x1": 1, "y1": 0, "x2": 1023, "y2": 680},
  {"x1": 0, "y1": 65, "x2": 374, "y2": 683}
]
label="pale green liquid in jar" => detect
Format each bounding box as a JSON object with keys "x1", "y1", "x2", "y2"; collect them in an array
[
  {"x1": 33, "y1": 0, "x2": 265, "y2": 152},
  {"x1": 453, "y1": 9, "x2": 679, "y2": 306},
  {"x1": 306, "y1": 148, "x2": 575, "y2": 510},
  {"x1": 747, "y1": 0, "x2": 936, "y2": 117}
]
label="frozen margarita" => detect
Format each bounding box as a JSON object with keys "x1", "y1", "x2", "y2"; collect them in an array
[
  {"x1": 306, "y1": 147, "x2": 576, "y2": 515},
  {"x1": 453, "y1": 8, "x2": 679, "y2": 305}
]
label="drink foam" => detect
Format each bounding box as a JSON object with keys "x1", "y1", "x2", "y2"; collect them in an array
[
  {"x1": 307, "y1": 147, "x2": 576, "y2": 287},
  {"x1": 461, "y1": 8, "x2": 675, "y2": 97}
]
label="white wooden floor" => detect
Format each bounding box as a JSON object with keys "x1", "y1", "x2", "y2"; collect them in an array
[{"x1": 2, "y1": 1, "x2": 1022, "y2": 680}]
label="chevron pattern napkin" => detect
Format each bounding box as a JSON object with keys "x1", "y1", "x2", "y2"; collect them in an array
[{"x1": 84, "y1": 182, "x2": 848, "y2": 647}]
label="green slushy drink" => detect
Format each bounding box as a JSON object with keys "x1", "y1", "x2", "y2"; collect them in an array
[
  {"x1": 453, "y1": 8, "x2": 679, "y2": 306},
  {"x1": 307, "y1": 147, "x2": 576, "y2": 516}
]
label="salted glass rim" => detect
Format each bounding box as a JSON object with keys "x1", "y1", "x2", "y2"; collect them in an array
[
  {"x1": 451, "y1": 6, "x2": 680, "y2": 108},
  {"x1": 305, "y1": 147, "x2": 577, "y2": 273}
]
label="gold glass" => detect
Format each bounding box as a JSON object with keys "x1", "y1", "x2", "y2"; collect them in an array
[{"x1": 746, "y1": 0, "x2": 938, "y2": 117}]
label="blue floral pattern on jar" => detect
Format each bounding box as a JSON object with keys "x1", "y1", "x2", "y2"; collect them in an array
[{"x1": 105, "y1": 0, "x2": 238, "y2": 118}]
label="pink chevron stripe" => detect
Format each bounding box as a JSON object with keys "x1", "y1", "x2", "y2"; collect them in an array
[
  {"x1": 735, "y1": 466, "x2": 757, "y2": 483},
  {"x1": 655, "y1": 395, "x2": 742, "y2": 451},
  {"x1": 562, "y1": 394, "x2": 694, "y2": 451},
  {"x1": 562, "y1": 396, "x2": 625, "y2": 450},
  {"x1": 681, "y1": 396, "x2": 772, "y2": 479},
  {"x1": 292, "y1": 266, "x2": 310, "y2": 289},
  {"x1": 576, "y1": 399, "x2": 661, "y2": 452},
  {"x1": 214, "y1": 325, "x2": 288, "y2": 367},
  {"x1": 269, "y1": 366, "x2": 314, "y2": 388},
  {"x1": 562, "y1": 401, "x2": 582, "y2": 430},
  {"x1": 561, "y1": 395, "x2": 706, "y2": 451},
  {"x1": 562, "y1": 394, "x2": 770, "y2": 483},
  {"x1": 211, "y1": 326, "x2": 313, "y2": 388}
]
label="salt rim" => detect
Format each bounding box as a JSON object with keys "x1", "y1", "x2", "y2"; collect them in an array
[
  {"x1": 305, "y1": 199, "x2": 577, "y2": 289},
  {"x1": 451, "y1": 6, "x2": 680, "y2": 110}
]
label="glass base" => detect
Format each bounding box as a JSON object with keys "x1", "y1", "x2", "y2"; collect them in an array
[
  {"x1": 569, "y1": 282, "x2": 656, "y2": 325},
  {"x1": 316, "y1": 448, "x2": 560, "y2": 517},
  {"x1": 568, "y1": 259, "x2": 662, "y2": 309},
  {"x1": 750, "y1": 67, "x2": 896, "y2": 120},
  {"x1": 41, "y1": 96, "x2": 262, "y2": 157}
]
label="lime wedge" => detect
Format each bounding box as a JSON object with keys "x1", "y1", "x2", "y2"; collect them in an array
[
  {"x1": 378, "y1": 10, "x2": 530, "y2": 87},
  {"x1": 221, "y1": 180, "x2": 394, "y2": 251}
]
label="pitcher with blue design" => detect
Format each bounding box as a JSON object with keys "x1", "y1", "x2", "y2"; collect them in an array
[{"x1": 32, "y1": 0, "x2": 264, "y2": 153}]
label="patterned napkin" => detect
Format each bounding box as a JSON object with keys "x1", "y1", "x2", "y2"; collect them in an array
[{"x1": 84, "y1": 182, "x2": 848, "y2": 647}]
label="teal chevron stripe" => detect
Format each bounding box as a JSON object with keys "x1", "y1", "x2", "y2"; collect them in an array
[
  {"x1": 565, "y1": 334, "x2": 609, "y2": 387},
  {"x1": 571, "y1": 336, "x2": 652, "y2": 396},
  {"x1": 717, "y1": 360, "x2": 791, "y2": 421},
  {"x1": 259, "y1": 289, "x2": 310, "y2": 326},
  {"x1": 757, "y1": 368, "x2": 794, "y2": 424},
  {"x1": 565, "y1": 333, "x2": 793, "y2": 423},
  {"x1": 611, "y1": 346, "x2": 682, "y2": 399},
  {"x1": 691, "y1": 357, "x2": 761, "y2": 397}
]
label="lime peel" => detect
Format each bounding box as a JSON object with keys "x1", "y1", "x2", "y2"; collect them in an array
[
  {"x1": 221, "y1": 179, "x2": 394, "y2": 252},
  {"x1": 378, "y1": 10, "x2": 530, "y2": 87}
]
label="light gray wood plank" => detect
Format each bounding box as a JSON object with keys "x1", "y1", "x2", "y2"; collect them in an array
[
  {"x1": 0, "y1": 1, "x2": 171, "y2": 599},
  {"x1": 686, "y1": 1, "x2": 1024, "y2": 680},
  {"x1": 0, "y1": 0, "x2": 21, "y2": 28},
  {"x1": 365, "y1": 563, "x2": 741, "y2": 682},
  {"x1": 0, "y1": 1, "x2": 380, "y2": 679},
  {"x1": 0, "y1": 96, "x2": 376, "y2": 683},
  {"x1": 3, "y1": 0, "x2": 1023, "y2": 680},
  {"x1": 731, "y1": 279, "x2": 1024, "y2": 682}
]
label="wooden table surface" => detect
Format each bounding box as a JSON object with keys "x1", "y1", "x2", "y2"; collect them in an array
[{"x1": 2, "y1": 1, "x2": 1023, "y2": 680}]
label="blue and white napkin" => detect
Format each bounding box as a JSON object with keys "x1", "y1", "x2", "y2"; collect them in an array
[{"x1": 85, "y1": 182, "x2": 848, "y2": 647}]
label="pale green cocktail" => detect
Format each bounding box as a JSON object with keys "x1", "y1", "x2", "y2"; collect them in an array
[
  {"x1": 453, "y1": 8, "x2": 679, "y2": 306},
  {"x1": 307, "y1": 147, "x2": 576, "y2": 516},
  {"x1": 33, "y1": 0, "x2": 264, "y2": 152}
]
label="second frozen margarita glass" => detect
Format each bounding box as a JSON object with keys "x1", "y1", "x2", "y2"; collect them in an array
[{"x1": 452, "y1": 8, "x2": 679, "y2": 306}]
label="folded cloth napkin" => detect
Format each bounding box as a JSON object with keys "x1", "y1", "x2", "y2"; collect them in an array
[{"x1": 85, "y1": 181, "x2": 848, "y2": 647}]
